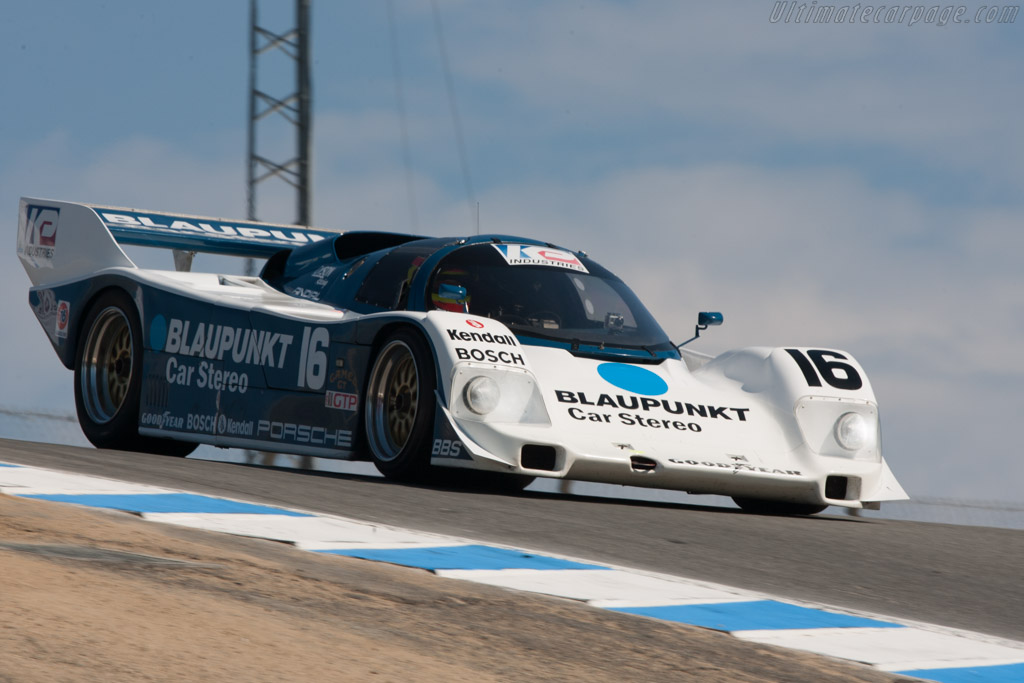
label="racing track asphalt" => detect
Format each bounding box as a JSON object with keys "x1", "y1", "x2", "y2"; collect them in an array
[{"x1": 1, "y1": 437, "x2": 1021, "y2": 642}]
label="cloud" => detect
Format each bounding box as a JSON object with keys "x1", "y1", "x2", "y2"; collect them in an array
[{"x1": 444, "y1": 2, "x2": 1024, "y2": 191}]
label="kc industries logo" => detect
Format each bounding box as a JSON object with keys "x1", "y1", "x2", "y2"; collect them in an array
[
  {"x1": 492, "y1": 244, "x2": 588, "y2": 273},
  {"x1": 19, "y1": 205, "x2": 60, "y2": 267}
]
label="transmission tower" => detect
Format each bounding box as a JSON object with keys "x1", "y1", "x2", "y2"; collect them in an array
[{"x1": 247, "y1": 0, "x2": 312, "y2": 227}]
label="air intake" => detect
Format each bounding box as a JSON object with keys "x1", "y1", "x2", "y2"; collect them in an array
[
  {"x1": 630, "y1": 456, "x2": 658, "y2": 473},
  {"x1": 521, "y1": 445, "x2": 557, "y2": 471},
  {"x1": 826, "y1": 475, "x2": 849, "y2": 500}
]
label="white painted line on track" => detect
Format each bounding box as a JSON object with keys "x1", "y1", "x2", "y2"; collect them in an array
[
  {"x1": 435, "y1": 568, "x2": 744, "y2": 604},
  {"x1": 735, "y1": 627, "x2": 1024, "y2": 672},
  {"x1": 142, "y1": 512, "x2": 462, "y2": 548}
]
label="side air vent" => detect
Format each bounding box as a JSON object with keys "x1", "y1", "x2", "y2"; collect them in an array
[
  {"x1": 630, "y1": 456, "x2": 658, "y2": 473},
  {"x1": 521, "y1": 445, "x2": 557, "y2": 471}
]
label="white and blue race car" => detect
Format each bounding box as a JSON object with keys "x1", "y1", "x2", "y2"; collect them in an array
[{"x1": 18, "y1": 198, "x2": 907, "y2": 514}]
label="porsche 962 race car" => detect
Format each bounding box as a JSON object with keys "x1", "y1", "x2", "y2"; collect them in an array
[{"x1": 18, "y1": 198, "x2": 907, "y2": 515}]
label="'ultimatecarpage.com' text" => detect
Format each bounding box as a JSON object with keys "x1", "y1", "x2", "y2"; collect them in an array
[{"x1": 769, "y1": 2, "x2": 1019, "y2": 25}]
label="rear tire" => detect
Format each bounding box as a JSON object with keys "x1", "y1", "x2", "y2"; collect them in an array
[
  {"x1": 732, "y1": 497, "x2": 827, "y2": 516},
  {"x1": 365, "y1": 329, "x2": 436, "y2": 481},
  {"x1": 74, "y1": 289, "x2": 196, "y2": 457}
]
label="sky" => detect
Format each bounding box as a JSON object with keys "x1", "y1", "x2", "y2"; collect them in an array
[{"x1": 1, "y1": 1, "x2": 1021, "y2": 503}]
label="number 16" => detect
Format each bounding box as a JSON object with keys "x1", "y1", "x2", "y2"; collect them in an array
[{"x1": 785, "y1": 349, "x2": 863, "y2": 390}]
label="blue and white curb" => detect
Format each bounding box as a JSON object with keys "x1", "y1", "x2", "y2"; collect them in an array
[{"x1": 2, "y1": 460, "x2": 1023, "y2": 683}]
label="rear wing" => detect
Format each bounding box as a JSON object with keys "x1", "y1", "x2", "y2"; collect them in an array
[{"x1": 17, "y1": 197, "x2": 338, "y2": 287}]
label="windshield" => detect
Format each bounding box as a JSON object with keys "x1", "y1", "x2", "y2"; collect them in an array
[{"x1": 428, "y1": 243, "x2": 675, "y2": 354}]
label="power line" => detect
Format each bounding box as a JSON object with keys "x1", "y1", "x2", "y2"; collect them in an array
[
  {"x1": 430, "y1": 0, "x2": 477, "y2": 233},
  {"x1": 386, "y1": 0, "x2": 420, "y2": 234}
]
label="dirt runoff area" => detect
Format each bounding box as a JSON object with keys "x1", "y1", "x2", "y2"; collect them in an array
[{"x1": 0, "y1": 494, "x2": 909, "y2": 683}]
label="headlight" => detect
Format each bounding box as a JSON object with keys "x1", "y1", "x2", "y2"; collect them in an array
[
  {"x1": 450, "y1": 366, "x2": 550, "y2": 425},
  {"x1": 794, "y1": 396, "x2": 880, "y2": 461},
  {"x1": 463, "y1": 376, "x2": 501, "y2": 415},
  {"x1": 834, "y1": 412, "x2": 869, "y2": 451}
]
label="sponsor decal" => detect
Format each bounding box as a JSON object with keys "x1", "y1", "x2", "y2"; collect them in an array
[
  {"x1": 567, "y1": 406, "x2": 702, "y2": 431},
  {"x1": 55, "y1": 301, "x2": 70, "y2": 339},
  {"x1": 465, "y1": 319, "x2": 484, "y2": 329},
  {"x1": 668, "y1": 458, "x2": 802, "y2": 477},
  {"x1": 329, "y1": 367, "x2": 359, "y2": 392},
  {"x1": 325, "y1": 390, "x2": 359, "y2": 411},
  {"x1": 155, "y1": 316, "x2": 294, "y2": 369},
  {"x1": 140, "y1": 411, "x2": 185, "y2": 430},
  {"x1": 492, "y1": 244, "x2": 588, "y2": 273},
  {"x1": 431, "y1": 439, "x2": 463, "y2": 458},
  {"x1": 257, "y1": 420, "x2": 352, "y2": 448},
  {"x1": 446, "y1": 329, "x2": 517, "y2": 346},
  {"x1": 432, "y1": 407, "x2": 472, "y2": 461},
  {"x1": 153, "y1": 317, "x2": 327, "y2": 385},
  {"x1": 455, "y1": 348, "x2": 525, "y2": 365},
  {"x1": 597, "y1": 363, "x2": 667, "y2": 396},
  {"x1": 98, "y1": 211, "x2": 328, "y2": 247},
  {"x1": 291, "y1": 286, "x2": 322, "y2": 301},
  {"x1": 19, "y1": 205, "x2": 60, "y2": 267},
  {"x1": 152, "y1": 316, "x2": 327, "y2": 391},
  {"x1": 165, "y1": 356, "x2": 250, "y2": 394},
  {"x1": 187, "y1": 413, "x2": 218, "y2": 433},
  {"x1": 31, "y1": 289, "x2": 59, "y2": 332},
  {"x1": 555, "y1": 390, "x2": 750, "y2": 420},
  {"x1": 312, "y1": 266, "x2": 336, "y2": 286},
  {"x1": 35, "y1": 289, "x2": 58, "y2": 317},
  {"x1": 555, "y1": 390, "x2": 750, "y2": 429},
  {"x1": 142, "y1": 410, "x2": 254, "y2": 437},
  {"x1": 217, "y1": 415, "x2": 255, "y2": 437}
]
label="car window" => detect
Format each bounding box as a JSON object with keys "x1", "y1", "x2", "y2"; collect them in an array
[
  {"x1": 428, "y1": 243, "x2": 674, "y2": 352},
  {"x1": 354, "y1": 244, "x2": 435, "y2": 310}
]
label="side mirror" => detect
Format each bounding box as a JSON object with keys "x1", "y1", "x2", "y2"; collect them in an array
[
  {"x1": 678, "y1": 311, "x2": 724, "y2": 348},
  {"x1": 697, "y1": 311, "x2": 723, "y2": 329},
  {"x1": 438, "y1": 283, "x2": 470, "y2": 312}
]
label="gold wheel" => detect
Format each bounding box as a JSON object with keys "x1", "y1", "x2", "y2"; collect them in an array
[{"x1": 80, "y1": 306, "x2": 134, "y2": 424}]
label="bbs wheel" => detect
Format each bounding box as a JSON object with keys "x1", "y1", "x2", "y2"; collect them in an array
[
  {"x1": 75, "y1": 289, "x2": 195, "y2": 457},
  {"x1": 365, "y1": 329, "x2": 436, "y2": 480},
  {"x1": 732, "y1": 497, "x2": 827, "y2": 516}
]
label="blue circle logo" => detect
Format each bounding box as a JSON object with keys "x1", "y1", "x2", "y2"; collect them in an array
[
  {"x1": 597, "y1": 363, "x2": 668, "y2": 396},
  {"x1": 149, "y1": 314, "x2": 168, "y2": 350}
]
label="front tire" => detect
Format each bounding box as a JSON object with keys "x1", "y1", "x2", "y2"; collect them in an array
[
  {"x1": 74, "y1": 289, "x2": 195, "y2": 457},
  {"x1": 732, "y1": 497, "x2": 828, "y2": 516},
  {"x1": 365, "y1": 329, "x2": 436, "y2": 481}
]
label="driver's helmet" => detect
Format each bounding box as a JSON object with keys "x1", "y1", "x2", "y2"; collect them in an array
[{"x1": 431, "y1": 267, "x2": 471, "y2": 312}]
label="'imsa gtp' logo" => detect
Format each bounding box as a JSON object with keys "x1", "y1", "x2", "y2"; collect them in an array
[{"x1": 325, "y1": 391, "x2": 358, "y2": 411}]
